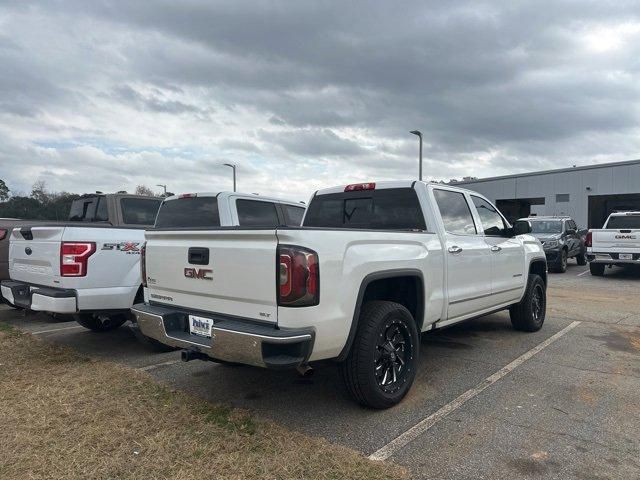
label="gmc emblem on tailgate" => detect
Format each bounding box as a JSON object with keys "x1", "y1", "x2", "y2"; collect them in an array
[
  {"x1": 615, "y1": 235, "x2": 636, "y2": 239},
  {"x1": 184, "y1": 267, "x2": 213, "y2": 281}
]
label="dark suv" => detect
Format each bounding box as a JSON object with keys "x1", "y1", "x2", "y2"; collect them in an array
[{"x1": 520, "y1": 216, "x2": 587, "y2": 273}]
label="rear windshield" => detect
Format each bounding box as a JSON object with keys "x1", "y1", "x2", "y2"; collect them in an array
[
  {"x1": 121, "y1": 198, "x2": 162, "y2": 225},
  {"x1": 529, "y1": 220, "x2": 563, "y2": 234},
  {"x1": 68, "y1": 196, "x2": 108, "y2": 222},
  {"x1": 303, "y1": 188, "x2": 426, "y2": 230},
  {"x1": 155, "y1": 197, "x2": 220, "y2": 228},
  {"x1": 605, "y1": 215, "x2": 640, "y2": 229}
]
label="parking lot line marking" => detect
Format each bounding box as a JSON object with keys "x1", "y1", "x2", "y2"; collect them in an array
[
  {"x1": 368, "y1": 320, "x2": 581, "y2": 462},
  {"x1": 31, "y1": 325, "x2": 85, "y2": 335},
  {"x1": 137, "y1": 359, "x2": 183, "y2": 371},
  {"x1": 577, "y1": 269, "x2": 590, "y2": 277}
]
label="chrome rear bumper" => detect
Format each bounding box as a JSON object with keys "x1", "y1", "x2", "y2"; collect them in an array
[
  {"x1": 587, "y1": 253, "x2": 640, "y2": 264},
  {"x1": 131, "y1": 303, "x2": 314, "y2": 369}
]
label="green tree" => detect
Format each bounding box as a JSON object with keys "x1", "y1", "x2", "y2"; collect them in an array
[
  {"x1": 0, "y1": 179, "x2": 9, "y2": 201},
  {"x1": 31, "y1": 180, "x2": 49, "y2": 204},
  {"x1": 135, "y1": 185, "x2": 154, "y2": 196}
]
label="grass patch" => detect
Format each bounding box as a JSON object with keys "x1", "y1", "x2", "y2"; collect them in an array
[
  {"x1": 0, "y1": 330, "x2": 405, "y2": 480},
  {"x1": 0, "y1": 320, "x2": 16, "y2": 334}
]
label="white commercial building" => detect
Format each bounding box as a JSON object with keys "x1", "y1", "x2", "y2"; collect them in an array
[{"x1": 455, "y1": 159, "x2": 640, "y2": 228}]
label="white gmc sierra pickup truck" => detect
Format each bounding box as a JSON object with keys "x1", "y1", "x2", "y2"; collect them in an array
[
  {"x1": 586, "y1": 211, "x2": 640, "y2": 276},
  {"x1": 133, "y1": 181, "x2": 547, "y2": 408},
  {"x1": 1, "y1": 192, "x2": 305, "y2": 338}
]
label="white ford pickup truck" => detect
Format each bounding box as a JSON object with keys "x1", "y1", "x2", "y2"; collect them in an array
[
  {"x1": 133, "y1": 181, "x2": 547, "y2": 408},
  {"x1": 586, "y1": 211, "x2": 640, "y2": 276},
  {"x1": 1, "y1": 192, "x2": 305, "y2": 338}
]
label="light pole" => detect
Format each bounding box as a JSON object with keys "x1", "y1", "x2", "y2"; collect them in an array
[
  {"x1": 156, "y1": 184, "x2": 167, "y2": 196},
  {"x1": 410, "y1": 130, "x2": 423, "y2": 181},
  {"x1": 223, "y1": 163, "x2": 237, "y2": 192}
]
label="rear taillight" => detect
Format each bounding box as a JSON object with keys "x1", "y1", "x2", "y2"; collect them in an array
[
  {"x1": 140, "y1": 241, "x2": 147, "y2": 287},
  {"x1": 278, "y1": 245, "x2": 319, "y2": 307},
  {"x1": 585, "y1": 231, "x2": 592, "y2": 248},
  {"x1": 60, "y1": 242, "x2": 96, "y2": 277},
  {"x1": 0, "y1": 229, "x2": 7, "y2": 241}
]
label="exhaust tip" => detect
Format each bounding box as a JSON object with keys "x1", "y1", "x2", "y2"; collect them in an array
[{"x1": 296, "y1": 364, "x2": 314, "y2": 377}]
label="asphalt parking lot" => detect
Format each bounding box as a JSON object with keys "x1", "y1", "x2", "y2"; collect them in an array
[{"x1": 2, "y1": 261, "x2": 639, "y2": 479}]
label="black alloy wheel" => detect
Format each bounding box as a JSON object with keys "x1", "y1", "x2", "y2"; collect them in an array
[{"x1": 374, "y1": 319, "x2": 413, "y2": 394}]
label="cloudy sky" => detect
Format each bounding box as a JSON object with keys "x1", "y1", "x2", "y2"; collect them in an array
[{"x1": 0, "y1": 1, "x2": 639, "y2": 202}]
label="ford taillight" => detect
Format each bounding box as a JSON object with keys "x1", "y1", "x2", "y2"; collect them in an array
[
  {"x1": 585, "y1": 231, "x2": 592, "y2": 248},
  {"x1": 140, "y1": 241, "x2": 147, "y2": 287},
  {"x1": 60, "y1": 242, "x2": 96, "y2": 277},
  {"x1": 278, "y1": 245, "x2": 319, "y2": 307}
]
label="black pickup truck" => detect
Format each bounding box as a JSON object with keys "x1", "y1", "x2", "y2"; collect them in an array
[{"x1": 520, "y1": 216, "x2": 587, "y2": 273}]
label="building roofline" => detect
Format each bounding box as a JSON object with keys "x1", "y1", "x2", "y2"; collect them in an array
[{"x1": 454, "y1": 158, "x2": 640, "y2": 185}]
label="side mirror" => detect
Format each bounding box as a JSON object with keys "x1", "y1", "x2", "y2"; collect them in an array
[
  {"x1": 513, "y1": 220, "x2": 532, "y2": 236},
  {"x1": 566, "y1": 228, "x2": 576, "y2": 235}
]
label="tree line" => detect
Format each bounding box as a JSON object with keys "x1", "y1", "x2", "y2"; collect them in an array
[{"x1": 0, "y1": 179, "x2": 166, "y2": 220}]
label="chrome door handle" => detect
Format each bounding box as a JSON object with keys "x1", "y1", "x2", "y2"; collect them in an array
[
  {"x1": 448, "y1": 246, "x2": 463, "y2": 254},
  {"x1": 491, "y1": 245, "x2": 502, "y2": 252}
]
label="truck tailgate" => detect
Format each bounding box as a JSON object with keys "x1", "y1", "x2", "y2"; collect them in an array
[
  {"x1": 9, "y1": 226, "x2": 65, "y2": 286},
  {"x1": 591, "y1": 229, "x2": 640, "y2": 252},
  {"x1": 145, "y1": 229, "x2": 279, "y2": 322}
]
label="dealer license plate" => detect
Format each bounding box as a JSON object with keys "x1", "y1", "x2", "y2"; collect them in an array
[
  {"x1": 189, "y1": 315, "x2": 213, "y2": 338},
  {"x1": 619, "y1": 253, "x2": 633, "y2": 260}
]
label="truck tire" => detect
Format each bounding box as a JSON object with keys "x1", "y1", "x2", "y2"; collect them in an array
[
  {"x1": 553, "y1": 249, "x2": 568, "y2": 273},
  {"x1": 339, "y1": 301, "x2": 419, "y2": 409},
  {"x1": 509, "y1": 274, "x2": 546, "y2": 332},
  {"x1": 75, "y1": 313, "x2": 127, "y2": 332},
  {"x1": 576, "y1": 249, "x2": 587, "y2": 266},
  {"x1": 589, "y1": 263, "x2": 605, "y2": 276},
  {"x1": 130, "y1": 324, "x2": 178, "y2": 353}
]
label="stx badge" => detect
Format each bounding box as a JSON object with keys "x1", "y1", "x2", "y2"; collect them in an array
[
  {"x1": 184, "y1": 267, "x2": 213, "y2": 281},
  {"x1": 102, "y1": 242, "x2": 141, "y2": 254}
]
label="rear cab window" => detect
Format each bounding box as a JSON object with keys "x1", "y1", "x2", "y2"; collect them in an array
[
  {"x1": 605, "y1": 215, "x2": 640, "y2": 229},
  {"x1": 303, "y1": 188, "x2": 426, "y2": 230},
  {"x1": 120, "y1": 198, "x2": 162, "y2": 226},
  {"x1": 68, "y1": 196, "x2": 108, "y2": 222},
  {"x1": 155, "y1": 197, "x2": 220, "y2": 228}
]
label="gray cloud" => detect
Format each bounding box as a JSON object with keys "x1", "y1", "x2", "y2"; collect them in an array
[{"x1": 0, "y1": 1, "x2": 639, "y2": 200}]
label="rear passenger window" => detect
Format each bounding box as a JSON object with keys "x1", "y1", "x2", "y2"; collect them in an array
[
  {"x1": 434, "y1": 190, "x2": 477, "y2": 234},
  {"x1": 155, "y1": 197, "x2": 220, "y2": 228},
  {"x1": 283, "y1": 204, "x2": 305, "y2": 226},
  {"x1": 95, "y1": 197, "x2": 109, "y2": 222},
  {"x1": 237, "y1": 200, "x2": 280, "y2": 227},
  {"x1": 120, "y1": 198, "x2": 162, "y2": 225},
  {"x1": 471, "y1": 196, "x2": 508, "y2": 236}
]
